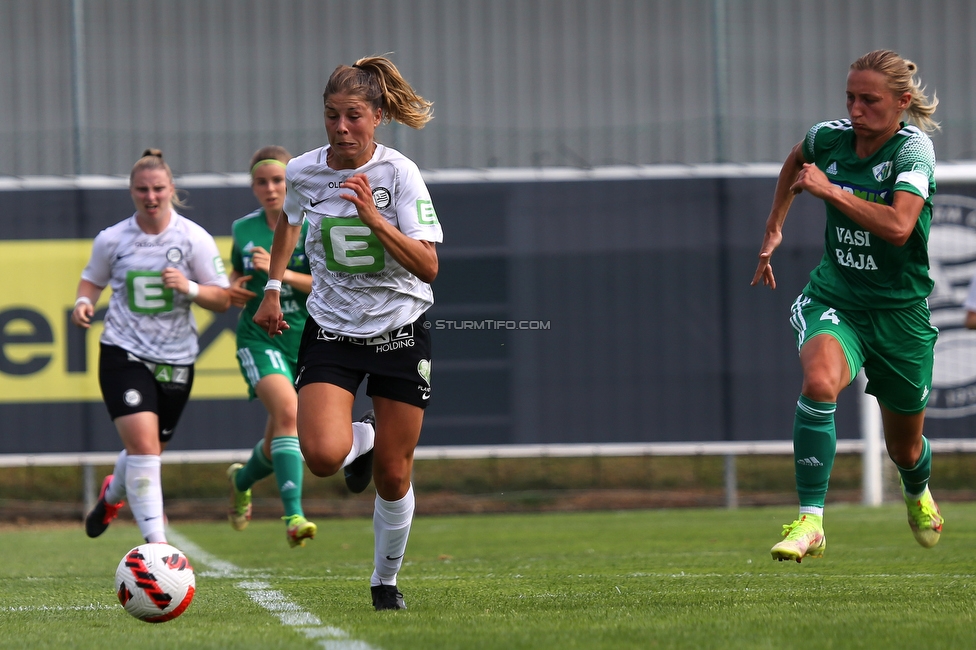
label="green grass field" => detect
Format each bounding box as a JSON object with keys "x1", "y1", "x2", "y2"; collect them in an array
[{"x1": 3, "y1": 504, "x2": 975, "y2": 649}]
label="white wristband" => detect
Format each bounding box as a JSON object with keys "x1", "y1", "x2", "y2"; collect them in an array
[
  {"x1": 264, "y1": 279, "x2": 282, "y2": 292},
  {"x1": 186, "y1": 281, "x2": 200, "y2": 299},
  {"x1": 74, "y1": 296, "x2": 92, "y2": 309}
]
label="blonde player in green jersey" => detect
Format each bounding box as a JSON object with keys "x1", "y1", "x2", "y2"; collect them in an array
[
  {"x1": 225, "y1": 146, "x2": 318, "y2": 548},
  {"x1": 752, "y1": 50, "x2": 944, "y2": 562}
]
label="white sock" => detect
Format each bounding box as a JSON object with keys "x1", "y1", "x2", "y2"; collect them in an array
[
  {"x1": 799, "y1": 506, "x2": 824, "y2": 518},
  {"x1": 341, "y1": 420, "x2": 375, "y2": 469},
  {"x1": 104, "y1": 450, "x2": 128, "y2": 504},
  {"x1": 125, "y1": 455, "x2": 167, "y2": 543},
  {"x1": 371, "y1": 484, "x2": 415, "y2": 587}
]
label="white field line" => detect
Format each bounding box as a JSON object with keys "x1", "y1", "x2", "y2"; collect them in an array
[
  {"x1": 2, "y1": 604, "x2": 116, "y2": 612},
  {"x1": 166, "y1": 527, "x2": 378, "y2": 650}
]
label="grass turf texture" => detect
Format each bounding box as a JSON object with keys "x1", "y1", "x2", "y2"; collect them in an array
[{"x1": 2, "y1": 505, "x2": 975, "y2": 649}]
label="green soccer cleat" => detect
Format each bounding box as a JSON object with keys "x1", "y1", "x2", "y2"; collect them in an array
[
  {"x1": 770, "y1": 514, "x2": 826, "y2": 563},
  {"x1": 226, "y1": 463, "x2": 252, "y2": 531},
  {"x1": 284, "y1": 514, "x2": 317, "y2": 548},
  {"x1": 901, "y1": 479, "x2": 944, "y2": 549}
]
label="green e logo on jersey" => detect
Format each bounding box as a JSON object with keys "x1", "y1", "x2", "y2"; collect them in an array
[
  {"x1": 324, "y1": 217, "x2": 385, "y2": 273},
  {"x1": 126, "y1": 271, "x2": 174, "y2": 313},
  {"x1": 417, "y1": 199, "x2": 438, "y2": 225}
]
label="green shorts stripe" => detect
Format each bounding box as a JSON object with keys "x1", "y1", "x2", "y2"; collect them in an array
[
  {"x1": 237, "y1": 347, "x2": 262, "y2": 387},
  {"x1": 235, "y1": 338, "x2": 299, "y2": 400}
]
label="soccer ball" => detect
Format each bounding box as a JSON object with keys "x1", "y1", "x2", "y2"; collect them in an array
[{"x1": 115, "y1": 543, "x2": 196, "y2": 623}]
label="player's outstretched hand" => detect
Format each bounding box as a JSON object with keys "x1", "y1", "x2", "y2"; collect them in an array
[
  {"x1": 790, "y1": 163, "x2": 832, "y2": 199},
  {"x1": 162, "y1": 267, "x2": 192, "y2": 294},
  {"x1": 229, "y1": 275, "x2": 257, "y2": 307},
  {"x1": 250, "y1": 247, "x2": 271, "y2": 273},
  {"x1": 71, "y1": 301, "x2": 94, "y2": 329},
  {"x1": 253, "y1": 292, "x2": 290, "y2": 337},
  {"x1": 339, "y1": 174, "x2": 382, "y2": 229},
  {"x1": 751, "y1": 230, "x2": 783, "y2": 290}
]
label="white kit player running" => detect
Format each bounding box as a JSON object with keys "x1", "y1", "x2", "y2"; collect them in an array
[
  {"x1": 253, "y1": 56, "x2": 441, "y2": 611},
  {"x1": 73, "y1": 149, "x2": 231, "y2": 545}
]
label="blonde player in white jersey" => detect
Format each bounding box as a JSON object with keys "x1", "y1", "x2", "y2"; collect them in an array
[
  {"x1": 72, "y1": 149, "x2": 231, "y2": 545},
  {"x1": 254, "y1": 56, "x2": 441, "y2": 611}
]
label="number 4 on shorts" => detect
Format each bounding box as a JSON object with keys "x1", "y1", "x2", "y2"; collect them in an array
[{"x1": 820, "y1": 308, "x2": 840, "y2": 325}]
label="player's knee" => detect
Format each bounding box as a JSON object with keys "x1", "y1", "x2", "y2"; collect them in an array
[
  {"x1": 273, "y1": 410, "x2": 297, "y2": 433},
  {"x1": 887, "y1": 446, "x2": 920, "y2": 469},
  {"x1": 302, "y1": 451, "x2": 343, "y2": 477},
  {"x1": 373, "y1": 464, "x2": 411, "y2": 497},
  {"x1": 801, "y1": 374, "x2": 842, "y2": 403}
]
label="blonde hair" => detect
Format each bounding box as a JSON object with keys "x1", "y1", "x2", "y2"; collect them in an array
[
  {"x1": 249, "y1": 145, "x2": 291, "y2": 174},
  {"x1": 323, "y1": 55, "x2": 433, "y2": 129},
  {"x1": 851, "y1": 50, "x2": 940, "y2": 133},
  {"x1": 129, "y1": 148, "x2": 187, "y2": 209}
]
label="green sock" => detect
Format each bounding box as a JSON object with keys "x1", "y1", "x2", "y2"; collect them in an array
[
  {"x1": 897, "y1": 436, "x2": 932, "y2": 496},
  {"x1": 235, "y1": 439, "x2": 274, "y2": 491},
  {"x1": 794, "y1": 395, "x2": 837, "y2": 509},
  {"x1": 270, "y1": 437, "x2": 305, "y2": 518}
]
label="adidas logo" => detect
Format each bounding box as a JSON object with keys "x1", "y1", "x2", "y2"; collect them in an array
[
  {"x1": 243, "y1": 241, "x2": 255, "y2": 252},
  {"x1": 280, "y1": 480, "x2": 298, "y2": 491},
  {"x1": 825, "y1": 162, "x2": 838, "y2": 175},
  {"x1": 796, "y1": 456, "x2": 824, "y2": 467}
]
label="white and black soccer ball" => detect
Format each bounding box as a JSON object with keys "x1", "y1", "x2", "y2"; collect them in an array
[{"x1": 115, "y1": 543, "x2": 195, "y2": 623}]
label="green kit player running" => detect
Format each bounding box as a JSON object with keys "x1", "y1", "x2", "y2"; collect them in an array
[
  {"x1": 752, "y1": 50, "x2": 944, "y2": 562},
  {"x1": 226, "y1": 146, "x2": 317, "y2": 548}
]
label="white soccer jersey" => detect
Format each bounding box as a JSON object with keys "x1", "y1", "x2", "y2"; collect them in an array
[
  {"x1": 81, "y1": 212, "x2": 230, "y2": 365},
  {"x1": 283, "y1": 144, "x2": 443, "y2": 337}
]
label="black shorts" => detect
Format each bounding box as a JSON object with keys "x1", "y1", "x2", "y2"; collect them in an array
[
  {"x1": 98, "y1": 344, "x2": 195, "y2": 443},
  {"x1": 295, "y1": 314, "x2": 432, "y2": 409}
]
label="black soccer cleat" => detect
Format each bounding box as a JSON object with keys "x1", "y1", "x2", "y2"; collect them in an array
[
  {"x1": 344, "y1": 410, "x2": 375, "y2": 494},
  {"x1": 371, "y1": 584, "x2": 406, "y2": 611}
]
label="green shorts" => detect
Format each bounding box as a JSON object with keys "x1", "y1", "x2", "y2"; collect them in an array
[
  {"x1": 790, "y1": 293, "x2": 938, "y2": 414},
  {"x1": 235, "y1": 333, "x2": 300, "y2": 400}
]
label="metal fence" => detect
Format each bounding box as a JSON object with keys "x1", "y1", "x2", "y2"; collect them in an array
[{"x1": 3, "y1": 0, "x2": 976, "y2": 175}]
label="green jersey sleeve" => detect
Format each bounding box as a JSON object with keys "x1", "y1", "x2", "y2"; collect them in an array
[{"x1": 892, "y1": 128, "x2": 936, "y2": 199}]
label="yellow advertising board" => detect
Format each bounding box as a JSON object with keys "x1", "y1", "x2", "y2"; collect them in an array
[{"x1": 0, "y1": 238, "x2": 247, "y2": 403}]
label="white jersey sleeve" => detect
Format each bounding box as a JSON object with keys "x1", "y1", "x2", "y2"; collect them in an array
[
  {"x1": 395, "y1": 159, "x2": 443, "y2": 243},
  {"x1": 80, "y1": 230, "x2": 116, "y2": 287},
  {"x1": 283, "y1": 175, "x2": 307, "y2": 227},
  {"x1": 185, "y1": 222, "x2": 231, "y2": 287}
]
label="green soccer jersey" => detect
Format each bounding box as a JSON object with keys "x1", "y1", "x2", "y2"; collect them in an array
[
  {"x1": 230, "y1": 209, "x2": 310, "y2": 352},
  {"x1": 801, "y1": 120, "x2": 937, "y2": 310}
]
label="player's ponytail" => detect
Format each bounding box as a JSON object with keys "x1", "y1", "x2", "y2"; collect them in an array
[{"x1": 323, "y1": 55, "x2": 433, "y2": 130}]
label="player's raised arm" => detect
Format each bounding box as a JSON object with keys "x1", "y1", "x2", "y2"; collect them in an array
[
  {"x1": 253, "y1": 209, "x2": 302, "y2": 337},
  {"x1": 751, "y1": 141, "x2": 807, "y2": 290}
]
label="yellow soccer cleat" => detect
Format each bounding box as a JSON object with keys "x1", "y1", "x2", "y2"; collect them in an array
[
  {"x1": 226, "y1": 463, "x2": 252, "y2": 531},
  {"x1": 901, "y1": 480, "x2": 944, "y2": 549},
  {"x1": 771, "y1": 514, "x2": 826, "y2": 563},
  {"x1": 284, "y1": 514, "x2": 317, "y2": 548}
]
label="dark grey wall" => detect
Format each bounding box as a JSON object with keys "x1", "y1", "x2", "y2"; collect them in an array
[{"x1": 3, "y1": 175, "x2": 975, "y2": 453}]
